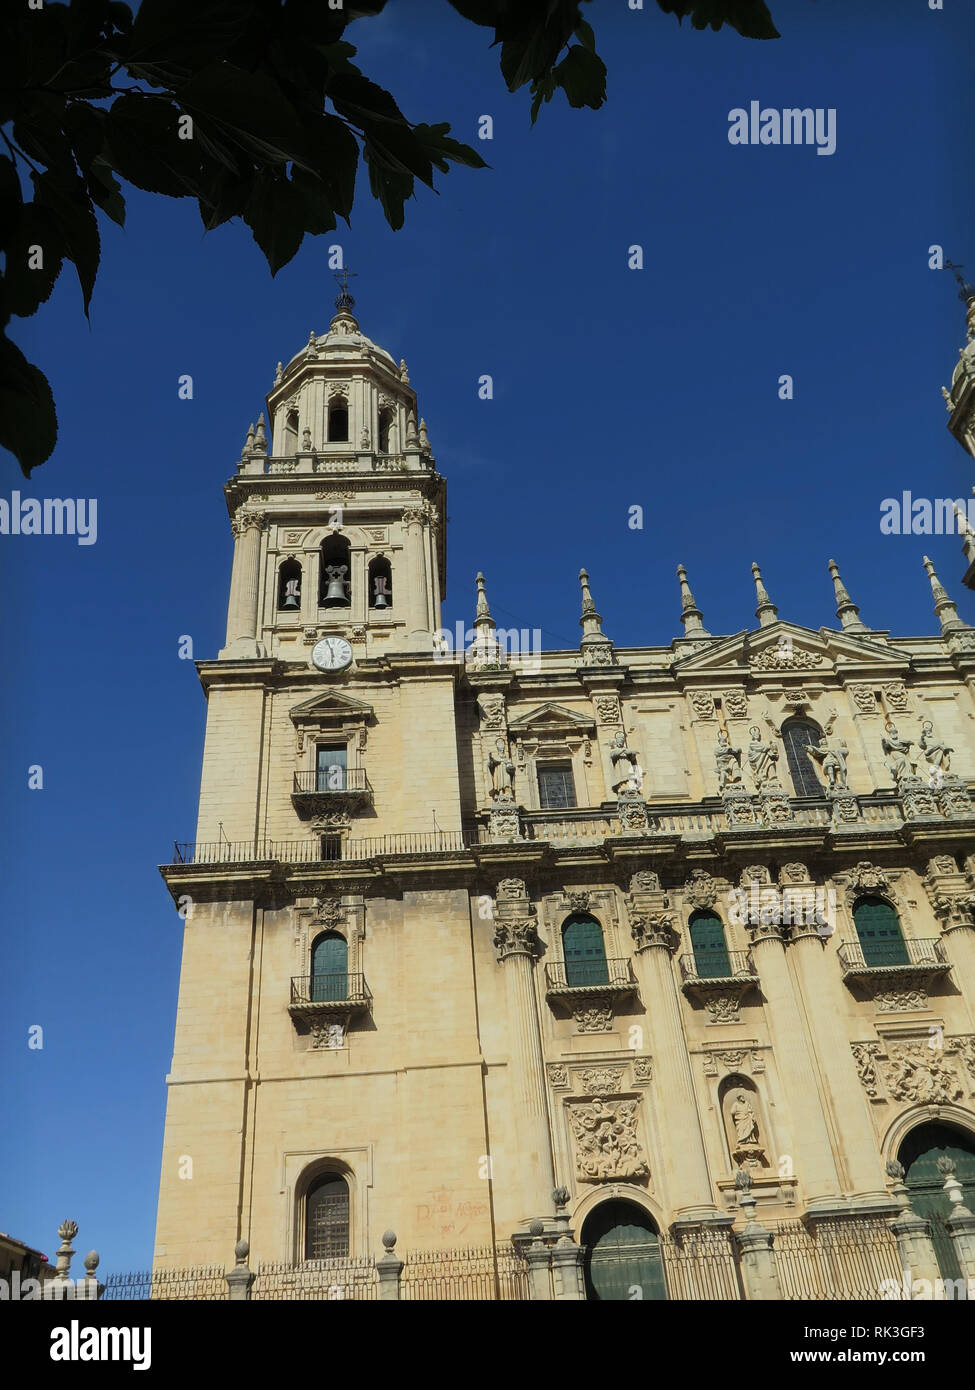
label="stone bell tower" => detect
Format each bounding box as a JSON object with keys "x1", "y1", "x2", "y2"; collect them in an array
[{"x1": 220, "y1": 275, "x2": 445, "y2": 660}]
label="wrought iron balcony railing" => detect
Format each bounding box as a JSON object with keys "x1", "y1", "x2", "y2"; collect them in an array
[
  {"x1": 290, "y1": 973, "x2": 372, "y2": 1008},
  {"x1": 836, "y1": 937, "x2": 949, "y2": 975},
  {"x1": 293, "y1": 769, "x2": 372, "y2": 795},
  {"x1": 544, "y1": 958, "x2": 635, "y2": 994},
  {"x1": 679, "y1": 950, "x2": 758, "y2": 985}
]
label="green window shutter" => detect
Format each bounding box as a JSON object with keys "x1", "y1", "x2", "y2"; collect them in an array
[
  {"x1": 690, "y1": 912, "x2": 731, "y2": 978},
  {"x1": 853, "y1": 897, "x2": 908, "y2": 966},
  {"x1": 562, "y1": 914, "x2": 609, "y2": 987},
  {"x1": 311, "y1": 931, "x2": 348, "y2": 1001}
]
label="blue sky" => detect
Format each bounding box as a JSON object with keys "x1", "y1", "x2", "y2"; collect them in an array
[{"x1": 2, "y1": 0, "x2": 974, "y2": 1273}]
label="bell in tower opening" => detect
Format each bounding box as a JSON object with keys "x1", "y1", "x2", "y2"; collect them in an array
[
  {"x1": 319, "y1": 534, "x2": 352, "y2": 607},
  {"x1": 368, "y1": 555, "x2": 393, "y2": 610},
  {"x1": 277, "y1": 558, "x2": 302, "y2": 611}
]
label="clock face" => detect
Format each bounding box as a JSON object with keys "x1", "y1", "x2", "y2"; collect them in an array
[{"x1": 312, "y1": 637, "x2": 353, "y2": 672}]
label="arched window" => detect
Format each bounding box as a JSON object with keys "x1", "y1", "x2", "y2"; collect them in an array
[
  {"x1": 305, "y1": 1173, "x2": 350, "y2": 1260},
  {"x1": 283, "y1": 408, "x2": 299, "y2": 456},
  {"x1": 319, "y1": 534, "x2": 351, "y2": 607},
  {"x1": 377, "y1": 406, "x2": 394, "y2": 453},
  {"x1": 368, "y1": 555, "x2": 392, "y2": 610},
  {"x1": 853, "y1": 897, "x2": 908, "y2": 967},
  {"x1": 327, "y1": 397, "x2": 349, "y2": 443},
  {"x1": 277, "y1": 557, "x2": 302, "y2": 611},
  {"x1": 689, "y1": 910, "x2": 732, "y2": 978},
  {"x1": 782, "y1": 718, "x2": 824, "y2": 798},
  {"x1": 562, "y1": 913, "x2": 609, "y2": 987},
  {"x1": 311, "y1": 931, "x2": 348, "y2": 1002}
]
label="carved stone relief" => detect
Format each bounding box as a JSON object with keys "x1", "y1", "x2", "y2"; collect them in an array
[{"x1": 570, "y1": 1098, "x2": 649, "y2": 1182}]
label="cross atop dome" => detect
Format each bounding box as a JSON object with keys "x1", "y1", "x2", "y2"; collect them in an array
[{"x1": 334, "y1": 266, "x2": 358, "y2": 313}]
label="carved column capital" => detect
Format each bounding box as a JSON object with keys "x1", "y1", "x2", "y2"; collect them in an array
[{"x1": 494, "y1": 918, "x2": 538, "y2": 961}]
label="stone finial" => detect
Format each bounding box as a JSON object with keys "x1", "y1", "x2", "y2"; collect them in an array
[
  {"x1": 529, "y1": 1219, "x2": 545, "y2": 1238},
  {"x1": 54, "y1": 1221, "x2": 78, "y2": 1280},
  {"x1": 578, "y1": 568, "x2": 615, "y2": 664},
  {"x1": 400, "y1": 358, "x2": 410, "y2": 382},
  {"x1": 552, "y1": 1186, "x2": 570, "y2": 1211},
  {"x1": 253, "y1": 412, "x2": 268, "y2": 454},
  {"x1": 382, "y1": 1229, "x2": 397, "y2": 1251},
  {"x1": 676, "y1": 563, "x2": 710, "y2": 637},
  {"x1": 233, "y1": 1239, "x2": 250, "y2": 1264},
  {"x1": 83, "y1": 1251, "x2": 100, "y2": 1275},
  {"x1": 242, "y1": 422, "x2": 256, "y2": 456},
  {"x1": 885, "y1": 1159, "x2": 905, "y2": 1181},
  {"x1": 307, "y1": 330, "x2": 317, "y2": 350},
  {"x1": 274, "y1": 361, "x2": 283, "y2": 384},
  {"x1": 734, "y1": 1166, "x2": 753, "y2": 1193},
  {"x1": 405, "y1": 410, "x2": 420, "y2": 449},
  {"x1": 922, "y1": 554, "x2": 971, "y2": 634},
  {"x1": 751, "y1": 562, "x2": 778, "y2": 627},
  {"x1": 418, "y1": 417, "x2": 431, "y2": 452},
  {"x1": 828, "y1": 558, "x2": 870, "y2": 634},
  {"x1": 469, "y1": 572, "x2": 503, "y2": 667}
]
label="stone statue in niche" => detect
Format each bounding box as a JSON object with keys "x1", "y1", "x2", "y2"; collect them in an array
[
  {"x1": 918, "y1": 719, "x2": 952, "y2": 773},
  {"x1": 301, "y1": 427, "x2": 313, "y2": 451},
  {"x1": 487, "y1": 737, "x2": 515, "y2": 800},
  {"x1": 610, "y1": 730, "x2": 642, "y2": 793},
  {"x1": 882, "y1": 723, "x2": 916, "y2": 785},
  {"x1": 715, "y1": 730, "x2": 743, "y2": 790},
  {"x1": 806, "y1": 736, "x2": 849, "y2": 791},
  {"x1": 723, "y1": 1085, "x2": 768, "y2": 1169},
  {"x1": 746, "y1": 725, "x2": 779, "y2": 786}
]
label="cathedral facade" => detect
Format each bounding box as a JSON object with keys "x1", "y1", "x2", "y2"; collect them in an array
[{"x1": 153, "y1": 291, "x2": 975, "y2": 1299}]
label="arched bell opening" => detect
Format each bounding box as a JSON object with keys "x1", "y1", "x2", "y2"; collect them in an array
[
  {"x1": 277, "y1": 557, "x2": 302, "y2": 612},
  {"x1": 368, "y1": 555, "x2": 392, "y2": 610},
  {"x1": 327, "y1": 397, "x2": 349, "y2": 443},
  {"x1": 319, "y1": 534, "x2": 351, "y2": 607}
]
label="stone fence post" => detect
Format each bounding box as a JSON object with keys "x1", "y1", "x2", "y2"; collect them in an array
[
  {"x1": 732, "y1": 1170, "x2": 782, "y2": 1300},
  {"x1": 524, "y1": 1221, "x2": 553, "y2": 1301},
  {"x1": 376, "y1": 1230, "x2": 403, "y2": 1300},
  {"x1": 549, "y1": 1187, "x2": 585, "y2": 1301},
  {"x1": 225, "y1": 1240, "x2": 256, "y2": 1301},
  {"x1": 886, "y1": 1161, "x2": 942, "y2": 1296},
  {"x1": 939, "y1": 1158, "x2": 975, "y2": 1285}
]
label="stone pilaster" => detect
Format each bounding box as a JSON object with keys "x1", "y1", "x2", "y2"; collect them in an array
[
  {"x1": 886, "y1": 1165, "x2": 942, "y2": 1292},
  {"x1": 402, "y1": 505, "x2": 429, "y2": 639},
  {"x1": 224, "y1": 511, "x2": 266, "y2": 657},
  {"x1": 626, "y1": 874, "x2": 720, "y2": 1223},
  {"x1": 786, "y1": 901, "x2": 889, "y2": 1200},
  {"x1": 746, "y1": 922, "x2": 842, "y2": 1205},
  {"x1": 493, "y1": 881, "x2": 556, "y2": 1220}
]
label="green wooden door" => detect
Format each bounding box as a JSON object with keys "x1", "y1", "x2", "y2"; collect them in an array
[
  {"x1": 901, "y1": 1124, "x2": 975, "y2": 1292},
  {"x1": 583, "y1": 1201, "x2": 667, "y2": 1301},
  {"x1": 853, "y1": 898, "x2": 909, "y2": 966},
  {"x1": 311, "y1": 932, "x2": 348, "y2": 1001},
  {"x1": 562, "y1": 915, "x2": 609, "y2": 987},
  {"x1": 690, "y1": 912, "x2": 731, "y2": 978}
]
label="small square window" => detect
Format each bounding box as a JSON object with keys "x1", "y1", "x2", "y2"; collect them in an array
[{"x1": 538, "y1": 761, "x2": 576, "y2": 809}]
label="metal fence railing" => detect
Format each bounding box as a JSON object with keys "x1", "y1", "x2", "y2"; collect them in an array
[
  {"x1": 400, "y1": 1244, "x2": 530, "y2": 1301},
  {"x1": 771, "y1": 1218, "x2": 902, "y2": 1300}
]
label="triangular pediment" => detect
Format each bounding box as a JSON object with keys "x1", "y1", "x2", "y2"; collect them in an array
[
  {"x1": 674, "y1": 622, "x2": 905, "y2": 678},
  {"x1": 507, "y1": 702, "x2": 595, "y2": 732},
  {"x1": 290, "y1": 690, "x2": 375, "y2": 724}
]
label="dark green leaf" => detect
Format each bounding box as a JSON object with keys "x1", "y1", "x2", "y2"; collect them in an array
[
  {"x1": 0, "y1": 334, "x2": 58, "y2": 477},
  {"x1": 0, "y1": 157, "x2": 23, "y2": 249},
  {"x1": 290, "y1": 168, "x2": 337, "y2": 236},
  {"x1": 2, "y1": 204, "x2": 65, "y2": 317},
  {"x1": 64, "y1": 102, "x2": 108, "y2": 174},
  {"x1": 364, "y1": 149, "x2": 413, "y2": 231},
  {"x1": 32, "y1": 170, "x2": 101, "y2": 316},
  {"x1": 305, "y1": 114, "x2": 359, "y2": 220},
  {"x1": 86, "y1": 157, "x2": 126, "y2": 227},
  {"x1": 553, "y1": 45, "x2": 606, "y2": 111},
  {"x1": 106, "y1": 93, "x2": 201, "y2": 197},
  {"x1": 242, "y1": 172, "x2": 307, "y2": 273},
  {"x1": 656, "y1": 0, "x2": 779, "y2": 39},
  {"x1": 176, "y1": 64, "x2": 313, "y2": 170},
  {"x1": 412, "y1": 124, "x2": 488, "y2": 174}
]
